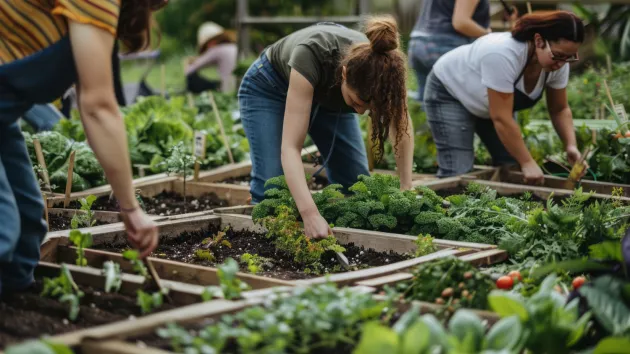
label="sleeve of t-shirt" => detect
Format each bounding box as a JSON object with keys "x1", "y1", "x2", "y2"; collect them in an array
[
  {"x1": 52, "y1": 0, "x2": 120, "y2": 36},
  {"x1": 546, "y1": 64, "x2": 570, "y2": 89},
  {"x1": 287, "y1": 44, "x2": 321, "y2": 88},
  {"x1": 480, "y1": 53, "x2": 519, "y2": 93}
]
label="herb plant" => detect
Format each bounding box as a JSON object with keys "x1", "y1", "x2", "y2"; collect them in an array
[
  {"x1": 70, "y1": 195, "x2": 97, "y2": 229},
  {"x1": 201, "y1": 258, "x2": 250, "y2": 301},
  {"x1": 68, "y1": 230, "x2": 93, "y2": 266},
  {"x1": 122, "y1": 249, "x2": 148, "y2": 278},
  {"x1": 161, "y1": 141, "x2": 196, "y2": 213},
  {"x1": 41, "y1": 264, "x2": 84, "y2": 321}
]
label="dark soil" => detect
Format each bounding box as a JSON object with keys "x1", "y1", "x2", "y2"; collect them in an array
[
  {"x1": 93, "y1": 223, "x2": 412, "y2": 281},
  {"x1": 47, "y1": 214, "x2": 108, "y2": 232},
  {"x1": 56, "y1": 191, "x2": 228, "y2": 216},
  {"x1": 0, "y1": 279, "x2": 176, "y2": 350},
  {"x1": 221, "y1": 175, "x2": 329, "y2": 191}
]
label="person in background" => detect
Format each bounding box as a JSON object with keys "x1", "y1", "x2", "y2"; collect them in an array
[
  {"x1": 0, "y1": 0, "x2": 166, "y2": 296},
  {"x1": 238, "y1": 16, "x2": 414, "y2": 240},
  {"x1": 185, "y1": 21, "x2": 238, "y2": 93},
  {"x1": 423, "y1": 11, "x2": 584, "y2": 183},
  {"x1": 408, "y1": 0, "x2": 518, "y2": 103}
]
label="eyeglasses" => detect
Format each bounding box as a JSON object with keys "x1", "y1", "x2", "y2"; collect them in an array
[{"x1": 545, "y1": 40, "x2": 579, "y2": 63}]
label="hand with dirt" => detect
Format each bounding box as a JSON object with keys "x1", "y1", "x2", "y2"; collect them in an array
[
  {"x1": 303, "y1": 211, "x2": 333, "y2": 240},
  {"x1": 521, "y1": 159, "x2": 544, "y2": 185},
  {"x1": 121, "y1": 208, "x2": 159, "y2": 258},
  {"x1": 566, "y1": 144, "x2": 589, "y2": 180}
]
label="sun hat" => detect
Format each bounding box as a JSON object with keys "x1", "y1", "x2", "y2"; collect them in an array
[{"x1": 197, "y1": 22, "x2": 226, "y2": 51}]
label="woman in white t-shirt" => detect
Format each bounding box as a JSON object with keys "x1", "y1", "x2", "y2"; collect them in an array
[{"x1": 423, "y1": 11, "x2": 584, "y2": 184}]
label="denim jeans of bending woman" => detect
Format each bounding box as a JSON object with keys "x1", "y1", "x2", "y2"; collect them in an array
[
  {"x1": 238, "y1": 52, "x2": 370, "y2": 204},
  {"x1": 408, "y1": 34, "x2": 472, "y2": 103}
]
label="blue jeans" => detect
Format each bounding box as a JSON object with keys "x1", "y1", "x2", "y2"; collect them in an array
[
  {"x1": 21, "y1": 104, "x2": 63, "y2": 132},
  {"x1": 0, "y1": 123, "x2": 48, "y2": 294},
  {"x1": 238, "y1": 53, "x2": 370, "y2": 203},
  {"x1": 423, "y1": 70, "x2": 517, "y2": 177},
  {"x1": 408, "y1": 34, "x2": 472, "y2": 103}
]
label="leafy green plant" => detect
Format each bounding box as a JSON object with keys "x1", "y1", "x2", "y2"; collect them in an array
[
  {"x1": 137, "y1": 288, "x2": 169, "y2": 315},
  {"x1": 414, "y1": 234, "x2": 437, "y2": 257},
  {"x1": 201, "y1": 258, "x2": 250, "y2": 301},
  {"x1": 161, "y1": 141, "x2": 196, "y2": 214},
  {"x1": 41, "y1": 264, "x2": 84, "y2": 321},
  {"x1": 102, "y1": 260, "x2": 122, "y2": 293},
  {"x1": 68, "y1": 230, "x2": 93, "y2": 266},
  {"x1": 239, "y1": 253, "x2": 271, "y2": 274},
  {"x1": 4, "y1": 339, "x2": 74, "y2": 354},
  {"x1": 123, "y1": 249, "x2": 148, "y2": 278},
  {"x1": 389, "y1": 257, "x2": 496, "y2": 312},
  {"x1": 70, "y1": 195, "x2": 97, "y2": 229}
]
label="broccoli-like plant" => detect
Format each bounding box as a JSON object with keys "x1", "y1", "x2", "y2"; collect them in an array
[
  {"x1": 68, "y1": 230, "x2": 93, "y2": 266},
  {"x1": 414, "y1": 234, "x2": 437, "y2": 257},
  {"x1": 161, "y1": 141, "x2": 196, "y2": 214},
  {"x1": 70, "y1": 195, "x2": 97, "y2": 229}
]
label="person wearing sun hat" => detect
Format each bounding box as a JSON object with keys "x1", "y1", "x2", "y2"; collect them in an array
[{"x1": 185, "y1": 21, "x2": 238, "y2": 93}]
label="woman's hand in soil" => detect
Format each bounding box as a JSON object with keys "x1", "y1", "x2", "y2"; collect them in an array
[
  {"x1": 521, "y1": 159, "x2": 544, "y2": 185},
  {"x1": 121, "y1": 208, "x2": 159, "y2": 258},
  {"x1": 303, "y1": 211, "x2": 333, "y2": 240}
]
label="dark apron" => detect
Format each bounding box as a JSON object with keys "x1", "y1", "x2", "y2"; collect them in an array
[
  {"x1": 512, "y1": 52, "x2": 550, "y2": 112},
  {"x1": 0, "y1": 36, "x2": 77, "y2": 124}
]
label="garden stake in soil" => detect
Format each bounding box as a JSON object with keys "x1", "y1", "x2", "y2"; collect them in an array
[
  {"x1": 144, "y1": 257, "x2": 173, "y2": 305},
  {"x1": 208, "y1": 91, "x2": 235, "y2": 164},
  {"x1": 33, "y1": 138, "x2": 52, "y2": 192},
  {"x1": 63, "y1": 150, "x2": 76, "y2": 208}
]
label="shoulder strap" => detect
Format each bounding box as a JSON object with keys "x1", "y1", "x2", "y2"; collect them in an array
[{"x1": 514, "y1": 43, "x2": 536, "y2": 85}]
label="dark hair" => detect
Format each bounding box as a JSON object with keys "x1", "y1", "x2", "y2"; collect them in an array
[
  {"x1": 117, "y1": 0, "x2": 167, "y2": 52},
  {"x1": 340, "y1": 15, "x2": 409, "y2": 162},
  {"x1": 512, "y1": 11, "x2": 585, "y2": 43}
]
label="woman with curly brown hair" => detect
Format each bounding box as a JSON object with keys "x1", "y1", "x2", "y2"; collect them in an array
[
  {"x1": 424, "y1": 10, "x2": 584, "y2": 184},
  {"x1": 239, "y1": 15, "x2": 414, "y2": 240},
  {"x1": 0, "y1": 0, "x2": 167, "y2": 296}
]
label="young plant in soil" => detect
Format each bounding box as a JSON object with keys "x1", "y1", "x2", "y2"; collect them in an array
[
  {"x1": 70, "y1": 194, "x2": 97, "y2": 229},
  {"x1": 201, "y1": 258, "x2": 250, "y2": 301},
  {"x1": 102, "y1": 261, "x2": 123, "y2": 293},
  {"x1": 239, "y1": 253, "x2": 272, "y2": 274},
  {"x1": 156, "y1": 282, "x2": 394, "y2": 353},
  {"x1": 137, "y1": 289, "x2": 168, "y2": 315},
  {"x1": 123, "y1": 249, "x2": 148, "y2": 278},
  {"x1": 40, "y1": 264, "x2": 84, "y2": 321},
  {"x1": 68, "y1": 230, "x2": 93, "y2": 266},
  {"x1": 194, "y1": 228, "x2": 232, "y2": 262},
  {"x1": 4, "y1": 339, "x2": 73, "y2": 354},
  {"x1": 161, "y1": 141, "x2": 196, "y2": 214}
]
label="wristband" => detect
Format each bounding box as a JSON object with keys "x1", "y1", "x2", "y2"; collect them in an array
[{"x1": 120, "y1": 205, "x2": 139, "y2": 213}]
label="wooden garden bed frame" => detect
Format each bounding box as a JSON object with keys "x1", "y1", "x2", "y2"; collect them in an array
[
  {"x1": 469, "y1": 166, "x2": 630, "y2": 198},
  {"x1": 41, "y1": 213, "x2": 504, "y2": 289},
  {"x1": 41, "y1": 286, "x2": 498, "y2": 353}
]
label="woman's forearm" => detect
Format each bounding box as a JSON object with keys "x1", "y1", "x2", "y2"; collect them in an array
[
  {"x1": 79, "y1": 97, "x2": 137, "y2": 210},
  {"x1": 492, "y1": 116, "x2": 535, "y2": 165},
  {"x1": 550, "y1": 107, "x2": 577, "y2": 148},
  {"x1": 281, "y1": 146, "x2": 318, "y2": 216},
  {"x1": 391, "y1": 117, "x2": 414, "y2": 189}
]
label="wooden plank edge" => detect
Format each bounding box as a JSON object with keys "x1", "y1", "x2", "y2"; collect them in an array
[
  {"x1": 459, "y1": 249, "x2": 509, "y2": 267},
  {"x1": 80, "y1": 340, "x2": 172, "y2": 354}
]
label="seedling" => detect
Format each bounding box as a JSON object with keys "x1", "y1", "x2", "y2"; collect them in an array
[
  {"x1": 68, "y1": 230, "x2": 93, "y2": 266},
  {"x1": 41, "y1": 264, "x2": 84, "y2": 321},
  {"x1": 194, "y1": 228, "x2": 232, "y2": 262},
  {"x1": 201, "y1": 258, "x2": 250, "y2": 301},
  {"x1": 70, "y1": 194, "x2": 97, "y2": 229},
  {"x1": 161, "y1": 141, "x2": 196, "y2": 213},
  {"x1": 240, "y1": 253, "x2": 272, "y2": 274},
  {"x1": 137, "y1": 288, "x2": 168, "y2": 315},
  {"x1": 102, "y1": 260, "x2": 123, "y2": 293},
  {"x1": 123, "y1": 249, "x2": 148, "y2": 278}
]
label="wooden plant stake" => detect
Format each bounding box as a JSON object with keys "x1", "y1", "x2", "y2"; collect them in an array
[
  {"x1": 526, "y1": 2, "x2": 533, "y2": 14},
  {"x1": 591, "y1": 129, "x2": 597, "y2": 145},
  {"x1": 161, "y1": 64, "x2": 166, "y2": 98},
  {"x1": 42, "y1": 192, "x2": 49, "y2": 232},
  {"x1": 63, "y1": 150, "x2": 76, "y2": 208},
  {"x1": 606, "y1": 54, "x2": 613, "y2": 76},
  {"x1": 193, "y1": 131, "x2": 207, "y2": 181},
  {"x1": 207, "y1": 91, "x2": 235, "y2": 164},
  {"x1": 33, "y1": 138, "x2": 51, "y2": 192}
]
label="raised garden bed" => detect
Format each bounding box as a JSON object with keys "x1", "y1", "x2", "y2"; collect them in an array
[
  {"x1": 45, "y1": 214, "x2": 502, "y2": 288},
  {"x1": 46, "y1": 208, "x2": 120, "y2": 232}
]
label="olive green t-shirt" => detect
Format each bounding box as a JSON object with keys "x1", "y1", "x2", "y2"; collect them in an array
[{"x1": 266, "y1": 23, "x2": 368, "y2": 113}]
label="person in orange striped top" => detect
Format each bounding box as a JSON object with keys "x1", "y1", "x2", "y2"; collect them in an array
[{"x1": 0, "y1": 0, "x2": 168, "y2": 296}]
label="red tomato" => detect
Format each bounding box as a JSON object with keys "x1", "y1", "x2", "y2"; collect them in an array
[
  {"x1": 572, "y1": 276, "x2": 586, "y2": 290},
  {"x1": 496, "y1": 276, "x2": 514, "y2": 290},
  {"x1": 508, "y1": 270, "x2": 522, "y2": 281}
]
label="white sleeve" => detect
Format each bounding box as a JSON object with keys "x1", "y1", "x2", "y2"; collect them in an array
[
  {"x1": 547, "y1": 64, "x2": 570, "y2": 89},
  {"x1": 480, "y1": 53, "x2": 519, "y2": 93}
]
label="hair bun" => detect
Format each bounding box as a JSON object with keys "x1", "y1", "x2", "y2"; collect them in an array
[{"x1": 364, "y1": 15, "x2": 399, "y2": 53}]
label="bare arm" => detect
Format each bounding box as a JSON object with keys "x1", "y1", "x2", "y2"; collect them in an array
[
  {"x1": 453, "y1": 0, "x2": 491, "y2": 38},
  {"x1": 185, "y1": 47, "x2": 219, "y2": 75},
  {"x1": 546, "y1": 87, "x2": 577, "y2": 149},
  {"x1": 487, "y1": 89, "x2": 534, "y2": 164},
  {"x1": 390, "y1": 115, "x2": 414, "y2": 190}
]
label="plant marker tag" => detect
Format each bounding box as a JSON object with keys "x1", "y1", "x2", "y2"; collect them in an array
[
  {"x1": 208, "y1": 91, "x2": 235, "y2": 164},
  {"x1": 64, "y1": 150, "x2": 76, "y2": 208},
  {"x1": 193, "y1": 131, "x2": 206, "y2": 181},
  {"x1": 33, "y1": 138, "x2": 52, "y2": 192},
  {"x1": 614, "y1": 104, "x2": 628, "y2": 124}
]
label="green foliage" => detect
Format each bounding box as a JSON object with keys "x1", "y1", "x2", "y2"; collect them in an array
[
  {"x1": 41, "y1": 264, "x2": 84, "y2": 321},
  {"x1": 70, "y1": 195, "x2": 97, "y2": 229},
  {"x1": 122, "y1": 249, "x2": 148, "y2": 278},
  {"x1": 389, "y1": 257, "x2": 496, "y2": 311},
  {"x1": 156, "y1": 282, "x2": 391, "y2": 353},
  {"x1": 414, "y1": 234, "x2": 437, "y2": 257},
  {"x1": 161, "y1": 141, "x2": 196, "y2": 178},
  {"x1": 201, "y1": 258, "x2": 250, "y2": 301},
  {"x1": 68, "y1": 230, "x2": 93, "y2": 266},
  {"x1": 579, "y1": 275, "x2": 630, "y2": 336},
  {"x1": 194, "y1": 249, "x2": 215, "y2": 261},
  {"x1": 239, "y1": 253, "x2": 270, "y2": 274},
  {"x1": 5, "y1": 340, "x2": 74, "y2": 354},
  {"x1": 137, "y1": 289, "x2": 168, "y2": 315}
]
